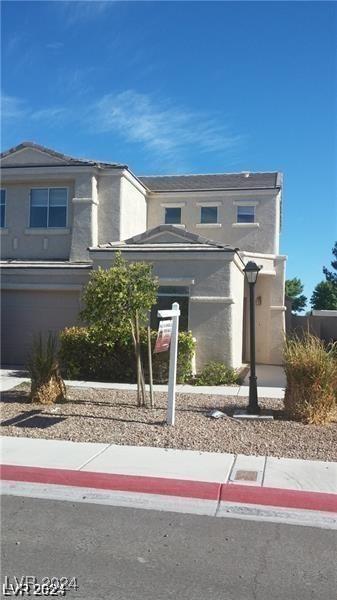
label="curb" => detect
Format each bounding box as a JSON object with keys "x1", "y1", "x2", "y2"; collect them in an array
[{"x1": 1, "y1": 464, "x2": 337, "y2": 514}]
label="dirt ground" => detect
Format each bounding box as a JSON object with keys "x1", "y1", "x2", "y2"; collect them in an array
[{"x1": 1, "y1": 384, "x2": 337, "y2": 461}]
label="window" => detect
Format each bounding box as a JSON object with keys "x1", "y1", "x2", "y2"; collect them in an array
[
  {"x1": 237, "y1": 205, "x2": 255, "y2": 223},
  {"x1": 150, "y1": 286, "x2": 189, "y2": 331},
  {"x1": 165, "y1": 207, "x2": 181, "y2": 225},
  {"x1": 201, "y1": 206, "x2": 218, "y2": 224},
  {"x1": 30, "y1": 188, "x2": 67, "y2": 228},
  {"x1": 0, "y1": 189, "x2": 5, "y2": 228}
]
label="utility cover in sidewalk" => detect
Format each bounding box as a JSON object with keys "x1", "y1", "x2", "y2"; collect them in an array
[{"x1": 234, "y1": 470, "x2": 258, "y2": 482}]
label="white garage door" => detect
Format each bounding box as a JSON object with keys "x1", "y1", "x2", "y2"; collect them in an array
[{"x1": 1, "y1": 290, "x2": 81, "y2": 365}]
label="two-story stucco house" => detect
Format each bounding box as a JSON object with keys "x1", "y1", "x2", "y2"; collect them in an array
[{"x1": 1, "y1": 141, "x2": 286, "y2": 369}]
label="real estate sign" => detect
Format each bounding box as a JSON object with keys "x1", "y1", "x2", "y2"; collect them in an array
[{"x1": 154, "y1": 319, "x2": 173, "y2": 353}]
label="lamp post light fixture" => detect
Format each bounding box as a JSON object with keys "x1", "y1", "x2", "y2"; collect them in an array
[{"x1": 243, "y1": 261, "x2": 262, "y2": 414}]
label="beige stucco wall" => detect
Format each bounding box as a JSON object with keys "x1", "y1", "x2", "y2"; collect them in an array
[
  {"x1": 147, "y1": 189, "x2": 281, "y2": 254},
  {"x1": 229, "y1": 260, "x2": 245, "y2": 367},
  {"x1": 1, "y1": 148, "x2": 147, "y2": 262},
  {"x1": 0, "y1": 179, "x2": 74, "y2": 260},
  {"x1": 90, "y1": 248, "x2": 244, "y2": 370},
  {"x1": 242, "y1": 253, "x2": 286, "y2": 365},
  {"x1": 120, "y1": 174, "x2": 147, "y2": 241},
  {"x1": 1, "y1": 147, "x2": 66, "y2": 166},
  {"x1": 96, "y1": 173, "x2": 122, "y2": 245}
]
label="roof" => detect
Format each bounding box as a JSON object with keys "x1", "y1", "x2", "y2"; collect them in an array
[
  {"x1": 1, "y1": 260, "x2": 92, "y2": 269},
  {"x1": 139, "y1": 172, "x2": 282, "y2": 192},
  {"x1": 90, "y1": 224, "x2": 239, "y2": 253},
  {"x1": 0, "y1": 141, "x2": 127, "y2": 169}
]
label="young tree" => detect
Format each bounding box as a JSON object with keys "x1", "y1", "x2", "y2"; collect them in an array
[
  {"x1": 323, "y1": 241, "x2": 337, "y2": 284},
  {"x1": 285, "y1": 278, "x2": 307, "y2": 313},
  {"x1": 310, "y1": 281, "x2": 337, "y2": 310},
  {"x1": 80, "y1": 252, "x2": 158, "y2": 406}
]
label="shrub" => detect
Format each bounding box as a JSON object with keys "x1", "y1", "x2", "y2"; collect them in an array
[
  {"x1": 283, "y1": 333, "x2": 337, "y2": 424},
  {"x1": 27, "y1": 333, "x2": 66, "y2": 404},
  {"x1": 59, "y1": 326, "x2": 195, "y2": 384},
  {"x1": 193, "y1": 361, "x2": 240, "y2": 386}
]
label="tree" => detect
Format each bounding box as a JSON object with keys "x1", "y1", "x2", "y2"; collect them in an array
[
  {"x1": 310, "y1": 281, "x2": 337, "y2": 310},
  {"x1": 80, "y1": 251, "x2": 158, "y2": 406},
  {"x1": 323, "y1": 241, "x2": 337, "y2": 284},
  {"x1": 285, "y1": 278, "x2": 307, "y2": 313},
  {"x1": 28, "y1": 333, "x2": 66, "y2": 405}
]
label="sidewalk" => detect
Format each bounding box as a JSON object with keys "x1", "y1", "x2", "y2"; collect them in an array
[
  {"x1": 1, "y1": 436, "x2": 336, "y2": 529},
  {"x1": 0, "y1": 368, "x2": 285, "y2": 398}
]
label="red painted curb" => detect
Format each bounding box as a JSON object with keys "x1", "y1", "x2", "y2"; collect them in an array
[
  {"x1": 220, "y1": 483, "x2": 337, "y2": 514},
  {"x1": 0, "y1": 465, "x2": 220, "y2": 501},
  {"x1": 1, "y1": 464, "x2": 337, "y2": 513}
]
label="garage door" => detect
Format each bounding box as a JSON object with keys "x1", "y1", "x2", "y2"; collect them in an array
[{"x1": 1, "y1": 290, "x2": 81, "y2": 365}]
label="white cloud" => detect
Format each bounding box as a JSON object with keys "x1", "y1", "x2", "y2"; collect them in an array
[
  {"x1": 1, "y1": 89, "x2": 244, "y2": 168},
  {"x1": 1, "y1": 94, "x2": 28, "y2": 120},
  {"x1": 31, "y1": 108, "x2": 68, "y2": 122},
  {"x1": 90, "y1": 90, "x2": 243, "y2": 160},
  {"x1": 1, "y1": 93, "x2": 67, "y2": 127},
  {"x1": 61, "y1": 1, "x2": 114, "y2": 26},
  {"x1": 46, "y1": 42, "x2": 64, "y2": 50}
]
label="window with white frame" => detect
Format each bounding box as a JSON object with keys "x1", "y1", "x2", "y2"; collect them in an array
[
  {"x1": 200, "y1": 206, "x2": 218, "y2": 224},
  {"x1": 0, "y1": 189, "x2": 6, "y2": 228},
  {"x1": 237, "y1": 205, "x2": 255, "y2": 223},
  {"x1": 30, "y1": 188, "x2": 67, "y2": 228},
  {"x1": 165, "y1": 207, "x2": 181, "y2": 225}
]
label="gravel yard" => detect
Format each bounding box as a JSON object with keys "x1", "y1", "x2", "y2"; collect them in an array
[{"x1": 1, "y1": 384, "x2": 337, "y2": 461}]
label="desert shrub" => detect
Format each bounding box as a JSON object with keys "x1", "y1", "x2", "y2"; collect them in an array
[
  {"x1": 283, "y1": 333, "x2": 337, "y2": 424},
  {"x1": 59, "y1": 326, "x2": 195, "y2": 384},
  {"x1": 193, "y1": 361, "x2": 240, "y2": 386},
  {"x1": 27, "y1": 333, "x2": 66, "y2": 404}
]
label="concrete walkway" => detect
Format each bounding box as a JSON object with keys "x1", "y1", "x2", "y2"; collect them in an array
[
  {"x1": 1, "y1": 437, "x2": 336, "y2": 529},
  {"x1": 0, "y1": 367, "x2": 285, "y2": 398}
]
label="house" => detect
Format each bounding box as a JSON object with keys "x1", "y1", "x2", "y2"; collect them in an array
[{"x1": 0, "y1": 141, "x2": 286, "y2": 369}]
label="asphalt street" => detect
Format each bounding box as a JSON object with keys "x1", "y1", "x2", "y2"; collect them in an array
[{"x1": 1, "y1": 495, "x2": 336, "y2": 600}]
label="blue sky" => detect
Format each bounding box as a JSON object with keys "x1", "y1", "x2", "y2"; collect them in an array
[{"x1": 1, "y1": 1, "x2": 336, "y2": 303}]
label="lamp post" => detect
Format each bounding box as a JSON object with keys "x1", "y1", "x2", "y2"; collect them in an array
[{"x1": 243, "y1": 261, "x2": 262, "y2": 414}]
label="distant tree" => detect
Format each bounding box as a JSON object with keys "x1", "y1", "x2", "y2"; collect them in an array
[
  {"x1": 323, "y1": 241, "x2": 337, "y2": 284},
  {"x1": 285, "y1": 278, "x2": 307, "y2": 313},
  {"x1": 310, "y1": 281, "x2": 337, "y2": 310}
]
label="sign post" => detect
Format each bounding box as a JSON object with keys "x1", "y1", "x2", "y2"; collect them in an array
[{"x1": 156, "y1": 302, "x2": 180, "y2": 426}]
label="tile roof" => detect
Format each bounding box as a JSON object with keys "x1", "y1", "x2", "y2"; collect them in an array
[{"x1": 139, "y1": 172, "x2": 281, "y2": 192}]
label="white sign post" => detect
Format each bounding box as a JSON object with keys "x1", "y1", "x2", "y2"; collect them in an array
[{"x1": 157, "y1": 302, "x2": 180, "y2": 426}]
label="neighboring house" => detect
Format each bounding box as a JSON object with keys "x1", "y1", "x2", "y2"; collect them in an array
[{"x1": 1, "y1": 141, "x2": 286, "y2": 368}]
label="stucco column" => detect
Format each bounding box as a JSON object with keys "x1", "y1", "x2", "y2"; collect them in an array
[
  {"x1": 70, "y1": 175, "x2": 98, "y2": 262},
  {"x1": 269, "y1": 256, "x2": 287, "y2": 364}
]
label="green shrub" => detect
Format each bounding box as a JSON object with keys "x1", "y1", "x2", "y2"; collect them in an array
[
  {"x1": 193, "y1": 361, "x2": 240, "y2": 386},
  {"x1": 59, "y1": 326, "x2": 195, "y2": 384},
  {"x1": 283, "y1": 333, "x2": 337, "y2": 424}
]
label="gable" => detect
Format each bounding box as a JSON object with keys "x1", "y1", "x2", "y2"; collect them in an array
[
  {"x1": 123, "y1": 225, "x2": 230, "y2": 248},
  {"x1": 0, "y1": 147, "x2": 68, "y2": 167},
  {"x1": 124, "y1": 225, "x2": 207, "y2": 245},
  {"x1": 134, "y1": 230, "x2": 196, "y2": 245}
]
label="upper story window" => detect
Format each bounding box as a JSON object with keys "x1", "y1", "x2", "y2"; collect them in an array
[
  {"x1": 30, "y1": 188, "x2": 67, "y2": 228},
  {"x1": 237, "y1": 205, "x2": 255, "y2": 223},
  {"x1": 0, "y1": 189, "x2": 6, "y2": 228},
  {"x1": 165, "y1": 207, "x2": 181, "y2": 225},
  {"x1": 200, "y1": 206, "x2": 218, "y2": 224}
]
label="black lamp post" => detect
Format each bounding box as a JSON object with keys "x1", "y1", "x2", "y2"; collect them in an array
[{"x1": 243, "y1": 261, "x2": 262, "y2": 414}]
